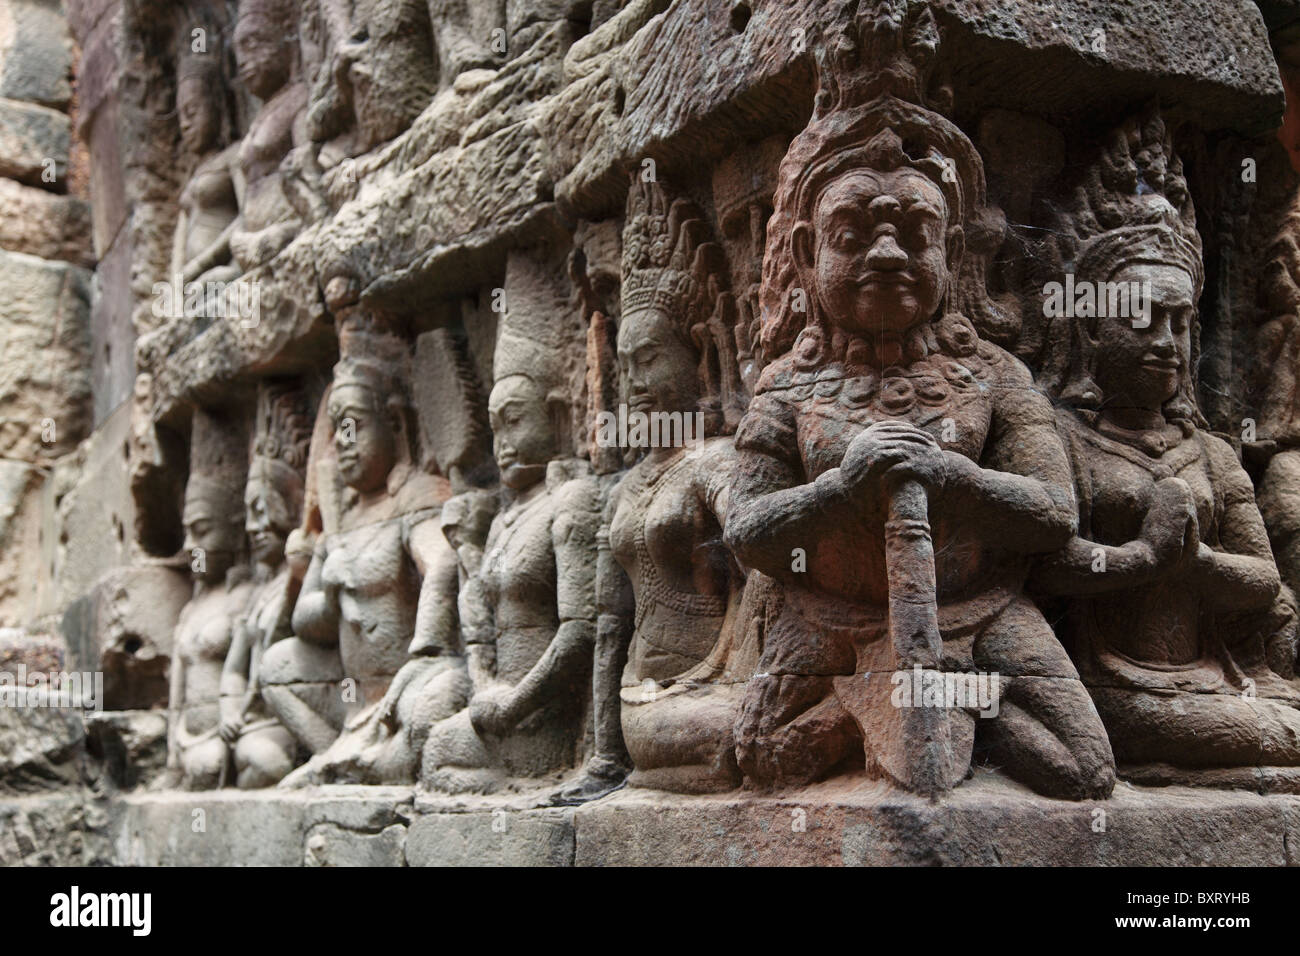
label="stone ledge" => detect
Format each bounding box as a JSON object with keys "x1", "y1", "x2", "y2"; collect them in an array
[{"x1": 94, "y1": 771, "x2": 1300, "y2": 866}]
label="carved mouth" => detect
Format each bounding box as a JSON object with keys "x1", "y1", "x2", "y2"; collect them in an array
[
  {"x1": 857, "y1": 274, "x2": 914, "y2": 287},
  {"x1": 249, "y1": 532, "x2": 277, "y2": 551}
]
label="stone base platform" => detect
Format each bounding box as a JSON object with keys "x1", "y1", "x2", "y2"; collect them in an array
[{"x1": 56, "y1": 770, "x2": 1300, "y2": 865}]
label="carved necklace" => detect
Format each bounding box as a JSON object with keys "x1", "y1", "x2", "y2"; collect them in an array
[{"x1": 627, "y1": 452, "x2": 727, "y2": 630}]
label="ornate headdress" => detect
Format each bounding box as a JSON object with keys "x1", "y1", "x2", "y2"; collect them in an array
[
  {"x1": 184, "y1": 407, "x2": 248, "y2": 553},
  {"x1": 621, "y1": 176, "x2": 748, "y2": 433},
  {"x1": 1038, "y1": 107, "x2": 1206, "y2": 425},
  {"x1": 493, "y1": 249, "x2": 589, "y2": 457},
  {"x1": 329, "y1": 270, "x2": 414, "y2": 417},
  {"x1": 247, "y1": 382, "x2": 314, "y2": 523},
  {"x1": 760, "y1": 0, "x2": 1011, "y2": 365},
  {"x1": 176, "y1": 24, "x2": 238, "y2": 154},
  {"x1": 178, "y1": 50, "x2": 222, "y2": 86}
]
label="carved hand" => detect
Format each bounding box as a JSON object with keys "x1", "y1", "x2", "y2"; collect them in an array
[
  {"x1": 468, "y1": 683, "x2": 517, "y2": 738},
  {"x1": 285, "y1": 529, "x2": 314, "y2": 582},
  {"x1": 1135, "y1": 477, "x2": 1200, "y2": 577},
  {"x1": 842, "y1": 421, "x2": 946, "y2": 499},
  {"x1": 218, "y1": 696, "x2": 244, "y2": 745}
]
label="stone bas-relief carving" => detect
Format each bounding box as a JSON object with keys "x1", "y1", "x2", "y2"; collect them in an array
[
  {"x1": 169, "y1": 50, "x2": 242, "y2": 289},
  {"x1": 723, "y1": 8, "x2": 1113, "y2": 799},
  {"x1": 215, "y1": 383, "x2": 313, "y2": 788},
  {"x1": 420, "y1": 279, "x2": 599, "y2": 794},
  {"x1": 229, "y1": 0, "x2": 309, "y2": 272},
  {"x1": 261, "y1": 302, "x2": 460, "y2": 785},
  {"x1": 38, "y1": 0, "x2": 1300, "y2": 865},
  {"x1": 562, "y1": 175, "x2": 755, "y2": 802},
  {"x1": 166, "y1": 412, "x2": 255, "y2": 790},
  {"x1": 1032, "y1": 111, "x2": 1300, "y2": 790}
]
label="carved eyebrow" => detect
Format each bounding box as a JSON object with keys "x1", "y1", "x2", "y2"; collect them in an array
[
  {"x1": 901, "y1": 199, "x2": 943, "y2": 218},
  {"x1": 490, "y1": 398, "x2": 533, "y2": 415},
  {"x1": 329, "y1": 403, "x2": 368, "y2": 419}
]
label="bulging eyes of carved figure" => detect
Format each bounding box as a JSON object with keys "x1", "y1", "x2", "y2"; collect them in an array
[
  {"x1": 797, "y1": 168, "x2": 952, "y2": 337},
  {"x1": 1093, "y1": 263, "x2": 1195, "y2": 411},
  {"x1": 488, "y1": 375, "x2": 558, "y2": 491},
  {"x1": 244, "y1": 474, "x2": 292, "y2": 565},
  {"x1": 233, "y1": 14, "x2": 290, "y2": 101},
  {"x1": 329, "y1": 385, "x2": 399, "y2": 494},
  {"x1": 617, "y1": 307, "x2": 700, "y2": 420},
  {"x1": 177, "y1": 78, "x2": 216, "y2": 155}
]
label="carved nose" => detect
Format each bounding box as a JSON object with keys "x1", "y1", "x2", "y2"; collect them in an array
[
  {"x1": 1150, "y1": 323, "x2": 1176, "y2": 352},
  {"x1": 866, "y1": 231, "x2": 907, "y2": 270}
]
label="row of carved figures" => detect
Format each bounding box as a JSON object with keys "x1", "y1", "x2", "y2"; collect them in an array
[{"x1": 162, "y1": 7, "x2": 1300, "y2": 802}]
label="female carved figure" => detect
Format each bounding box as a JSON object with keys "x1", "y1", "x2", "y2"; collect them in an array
[
  {"x1": 229, "y1": 0, "x2": 309, "y2": 271},
  {"x1": 722, "y1": 9, "x2": 1115, "y2": 798},
  {"x1": 260, "y1": 314, "x2": 459, "y2": 776},
  {"x1": 166, "y1": 429, "x2": 253, "y2": 790},
  {"x1": 1031, "y1": 112, "x2": 1300, "y2": 788},
  {"x1": 338, "y1": 489, "x2": 497, "y2": 781},
  {"x1": 561, "y1": 177, "x2": 754, "y2": 802},
  {"x1": 216, "y1": 385, "x2": 312, "y2": 788},
  {"x1": 421, "y1": 341, "x2": 600, "y2": 794},
  {"x1": 169, "y1": 52, "x2": 241, "y2": 289},
  {"x1": 307, "y1": 0, "x2": 438, "y2": 155}
]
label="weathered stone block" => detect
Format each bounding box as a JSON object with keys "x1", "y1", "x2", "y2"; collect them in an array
[
  {"x1": 0, "y1": 792, "x2": 103, "y2": 865},
  {"x1": 0, "y1": 0, "x2": 74, "y2": 109},
  {"x1": 406, "y1": 798, "x2": 575, "y2": 866},
  {"x1": 0, "y1": 96, "x2": 69, "y2": 187},
  {"x1": 0, "y1": 177, "x2": 93, "y2": 266},
  {"x1": 83, "y1": 708, "x2": 167, "y2": 790},
  {"x1": 0, "y1": 249, "x2": 91, "y2": 460},
  {"x1": 0, "y1": 689, "x2": 84, "y2": 794},
  {"x1": 47, "y1": 398, "x2": 141, "y2": 624}
]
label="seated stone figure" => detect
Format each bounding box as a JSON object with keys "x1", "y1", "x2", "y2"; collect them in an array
[
  {"x1": 559, "y1": 177, "x2": 755, "y2": 803},
  {"x1": 285, "y1": 488, "x2": 491, "y2": 784},
  {"x1": 216, "y1": 384, "x2": 312, "y2": 789},
  {"x1": 229, "y1": 0, "x2": 309, "y2": 272},
  {"x1": 348, "y1": 489, "x2": 498, "y2": 780},
  {"x1": 306, "y1": 0, "x2": 439, "y2": 156},
  {"x1": 722, "y1": 7, "x2": 1115, "y2": 798},
  {"x1": 166, "y1": 419, "x2": 254, "y2": 790},
  {"x1": 421, "y1": 359, "x2": 600, "y2": 795},
  {"x1": 168, "y1": 51, "x2": 241, "y2": 291},
  {"x1": 260, "y1": 314, "x2": 457, "y2": 775},
  {"x1": 1031, "y1": 110, "x2": 1300, "y2": 791}
]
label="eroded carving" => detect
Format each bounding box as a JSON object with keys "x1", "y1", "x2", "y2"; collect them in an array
[
  {"x1": 169, "y1": 47, "x2": 242, "y2": 289},
  {"x1": 1032, "y1": 110, "x2": 1300, "y2": 790},
  {"x1": 165, "y1": 411, "x2": 253, "y2": 790},
  {"x1": 261, "y1": 295, "x2": 455, "y2": 780},
  {"x1": 229, "y1": 0, "x2": 309, "y2": 271},
  {"x1": 420, "y1": 255, "x2": 599, "y2": 794},
  {"x1": 215, "y1": 383, "x2": 313, "y2": 789},
  {"x1": 722, "y1": 6, "x2": 1114, "y2": 799}
]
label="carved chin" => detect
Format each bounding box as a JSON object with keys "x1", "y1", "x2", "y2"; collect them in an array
[
  {"x1": 501, "y1": 462, "x2": 546, "y2": 490},
  {"x1": 250, "y1": 535, "x2": 286, "y2": 562}
]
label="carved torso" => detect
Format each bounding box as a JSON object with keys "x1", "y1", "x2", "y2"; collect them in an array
[
  {"x1": 178, "y1": 146, "x2": 239, "y2": 266},
  {"x1": 738, "y1": 329, "x2": 1015, "y2": 606},
  {"x1": 239, "y1": 82, "x2": 307, "y2": 234},
  {"x1": 1058, "y1": 411, "x2": 1230, "y2": 685},
  {"x1": 610, "y1": 437, "x2": 738, "y2": 682},
  {"x1": 479, "y1": 484, "x2": 560, "y2": 685},
  {"x1": 176, "y1": 578, "x2": 252, "y2": 735},
  {"x1": 320, "y1": 516, "x2": 420, "y2": 681}
]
